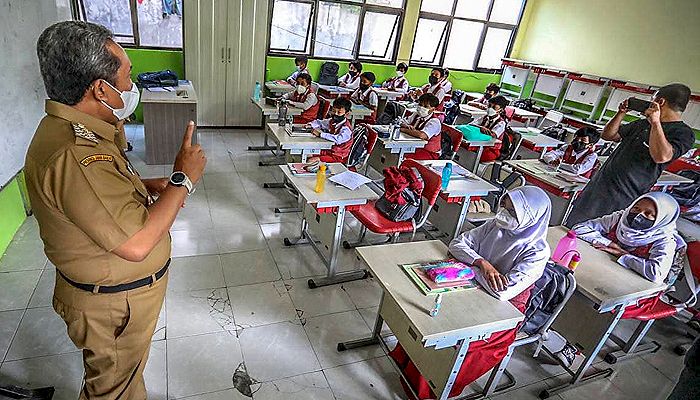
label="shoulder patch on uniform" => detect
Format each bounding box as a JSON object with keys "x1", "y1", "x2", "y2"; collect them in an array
[
  {"x1": 80, "y1": 154, "x2": 113, "y2": 166},
  {"x1": 72, "y1": 123, "x2": 99, "y2": 143}
]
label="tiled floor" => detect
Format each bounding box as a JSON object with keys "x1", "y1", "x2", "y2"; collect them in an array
[{"x1": 0, "y1": 125, "x2": 691, "y2": 399}]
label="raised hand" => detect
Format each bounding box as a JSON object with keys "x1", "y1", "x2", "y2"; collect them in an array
[{"x1": 173, "y1": 121, "x2": 207, "y2": 184}]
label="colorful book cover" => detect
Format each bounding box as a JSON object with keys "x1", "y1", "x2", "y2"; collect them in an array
[{"x1": 400, "y1": 259, "x2": 478, "y2": 295}]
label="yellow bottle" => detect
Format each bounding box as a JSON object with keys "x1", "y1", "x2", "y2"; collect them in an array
[{"x1": 314, "y1": 164, "x2": 327, "y2": 193}]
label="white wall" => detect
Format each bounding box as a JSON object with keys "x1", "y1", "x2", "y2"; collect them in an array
[{"x1": 0, "y1": 0, "x2": 71, "y2": 188}]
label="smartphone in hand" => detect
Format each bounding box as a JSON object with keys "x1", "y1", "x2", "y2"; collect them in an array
[{"x1": 627, "y1": 97, "x2": 652, "y2": 113}]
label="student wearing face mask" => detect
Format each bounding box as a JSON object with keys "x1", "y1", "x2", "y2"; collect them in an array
[
  {"x1": 350, "y1": 71, "x2": 379, "y2": 123},
  {"x1": 390, "y1": 186, "x2": 551, "y2": 400},
  {"x1": 472, "y1": 95, "x2": 510, "y2": 162},
  {"x1": 305, "y1": 97, "x2": 354, "y2": 164},
  {"x1": 381, "y1": 62, "x2": 409, "y2": 94},
  {"x1": 286, "y1": 55, "x2": 309, "y2": 86},
  {"x1": 338, "y1": 61, "x2": 362, "y2": 90},
  {"x1": 468, "y1": 83, "x2": 501, "y2": 109},
  {"x1": 541, "y1": 127, "x2": 601, "y2": 178},
  {"x1": 281, "y1": 73, "x2": 319, "y2": 124},
  {"x1": 410, "y1": 67, "x2": 451, "y2": 112},
  {"x1": 401, "y1": 93, "x2": 442, "y2": 160}
]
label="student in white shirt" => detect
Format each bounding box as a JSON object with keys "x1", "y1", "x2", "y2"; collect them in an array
[
  {"x1": 281, "y1": 73, "x2": 319, "y2": 124},
  {"x1": 306, "y1": 97, "x2": 354, "y2": 164},
  {"x1": 541, "y1": 127, "x2": 601, "y2": 178},
  {"x1": 338, "y1": 61, "x2": 362, "y2": 90},
  {"x1": 402, "y1": 93, "x2": 442, "y2": 160},
  {"x1": 473, "y1": 95, "x2": 510, "y2": 162},
  {"x1": 381, "y1": 62, "x2": 409, "y2": 94},
  {"x1": 350, "y1": 71, "x2": 379, "y2": 122},
  {"x1": 409, "y1": 67, "x2": 451, "y2": 110},
  {"x1": 286, "y1": 55, "x2": 309, "y2": 86},
  {"x1": 468, "y1": 83, "x2": 501, "y2": 109}
]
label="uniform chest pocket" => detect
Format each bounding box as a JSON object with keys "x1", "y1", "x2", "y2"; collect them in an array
[{"x1": 114, "y1": 157, "x2": 150, "y2": 202}]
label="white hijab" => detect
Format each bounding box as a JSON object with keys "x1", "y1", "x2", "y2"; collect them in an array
[
  {"x1": 475, "y1": 186, "x2": 552, "y2": 273},
  {"x1": 616, "y1": 192, "x2": 680, "y2": 247}
]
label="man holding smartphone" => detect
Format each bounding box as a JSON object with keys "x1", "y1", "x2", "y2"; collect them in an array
[{"x1": 566, "y1": 83, "x2": 695, "y2": 226}]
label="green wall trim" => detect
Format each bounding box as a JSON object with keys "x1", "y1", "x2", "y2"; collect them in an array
[
  {"x1": 0, "y1": 177, "x2": 27, "y2": 256},
  {"x1": 125, "y1": 48, "x2": 184, "y2": 122}
]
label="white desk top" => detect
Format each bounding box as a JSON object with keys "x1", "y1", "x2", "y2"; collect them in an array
[
  {"x1": 677, "y1": 218, "x2": 700, "y2": 243},
  {"x1": 141, "y1": 82, "x2": 197, "y2": 104},
  {"x1": 351, "y1": 104, "x2": 373, "y2": 117},
  {"x1": 463, "y1": 92, "x2": 484, "y2": 100},
  {"x1": 506, "y1": 159, "x2": 587, "y2": 192},
  {"x1": 280, "y1": 163, "x2": 378, "y2": 208},
  {"x1": 418, "y1": 160, "x2": 500, "y2": 198},
  {"x1": 265, "y1": 80, "x2": 294, "y2": 94},
  {"x1": 374, "y1": 88, "x2": 405, "y2": 99},
  {"x1": 520, "y1": 133, "x2": 565, "y2": 149},
  {"x1": 356, "y1": 240, "x2": 524, "y2": 345},
  {"x1": 377, "y1": 131, "x2": 427, "y2": 150},
  {"x1": 459, "y1": 104, "x2": 487, "y2": 117},
  {"x1": 461, "y1": 136, "x2": 501, "y2": 148},
  {"x1": 513, "y1": 107, "x2": 541, "y2": 119},
  {"x1": 266, "y1": 123, "x2": 334, "y2": 151},
  {"x1": 548, "y1": 226, "x2": 667, "y2": 312},
  {"x1": 563, "y1": 114, "x2": 605, "y2": 129},
  {"x1": 657, "y1": 171, "x2": 694, "y2": 186},
  {"x1": 317, "y1": 84, "x2": 354, "y2": 94},
  {"x1": 250, "y1": 97, "x2": 302, "y2": 116}
]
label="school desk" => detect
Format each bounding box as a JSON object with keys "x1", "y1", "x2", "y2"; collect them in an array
[
  {"x1": 265, "y1": 123, "x2": 333, "y2": 164},
  {"x1": 463, "y1": 91, "x2": 486, "y2": 102},
  {"x1": 597, "y1": 156, "x2": 694, "y2": 192},
  {"x1": 374, "y1": 88, "x2": 406, "y2": 116},
  {"x1": 349, "y1": 104, "x2": 374, "y2": 121},
  {"x1": 511, "y1": 107, "x2": 541, "y2": 127},
  {"x1": 265, "y1": 80, "x2": 294, "y2": 95},
  {"x1": 454, "y1": 137, "x2": 502, "y2": 173},
  {"x1": 280, "y1": 163, "x2": 378, "y2": 288},
  {"x1": 458, "y1": 104, "x2": 487, "y2": 119},
  {"x1": 316, "y1": 84, "x2": 353, "y2": 98},
  {"x1": 540, "y1": 226, "x2": 667, "y2": 399},
  {"x1": 513, "y1": 129, "x2": 565, "y2": 158},
  {"x1": 338, "y1": 240, "x2": 524, "y2": 400},
  {"x1": 367, "y1": 127, "x2": 427, "y2": 172},
  {"x1": 417, "y1": 160, "x2": 500, "y2": 242},
  {"x1": 249, "y1": 97, "x2": 303, "y2": 152}
]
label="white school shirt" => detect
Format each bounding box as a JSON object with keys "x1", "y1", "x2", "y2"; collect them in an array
[
  {"x1": 282, "y1": 90, "x2": 318, "y2": 111},
  {"x1": 351, "y1": 87, "x2": 379, "y2": 109},
  {"x1": 382, "y1": 76, "x2": 410, "y2": 94},
  {"x1": 286, "y1": 67, "x2": 310, "y2": 85},
  {"x1": 310, "y1": 118, "x2": 353, "y2": 145},
  {"x1": 541, "y1": 145, "x2": 598, "y2": 175},
  {"x1": 572, "y1": 211, "x2": 680, "y2": 283},
  {"x1": 406, "y1": 113, "x2": 441, "y2": 139},
  {"x1": 421, "y1": 82, "x2": 448, "y2": 103},
  {"x1": 338, "y1": 73, "x2": 360, "y2": 90},
  {"x1": 475, "y1": 115, "x2": 507, "y2": 139}
]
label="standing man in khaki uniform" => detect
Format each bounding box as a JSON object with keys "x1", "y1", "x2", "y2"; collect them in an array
[{"x1": 25, "y1": 21, "x2": 206, "y2": 398}]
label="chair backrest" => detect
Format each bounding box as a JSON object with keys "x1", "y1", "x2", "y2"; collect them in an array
[
  {"x1": 539, "y1": 110, "x2": 564, "y2": 129},
  {"x1": 442, "y1": 124, "x2": 463, "y2": 156},
  {"x1": 317, "y1": 95, "x2": 332, "y2": 120},
  {"x1": 365, "y1": 124, "x2": 379, "y2": 157},
  {"x1": 401, "y1": 159, "x2": 442, "y2": 206},
  {"x1": 482, "y1": 163, "x2": 525, "y2": 190},
  {"x1": 504, "y1": 106, "x2": 515, "y2": 121},
  {"x1": 521, "y1": 262, "x2": 577, "y2": 335}
]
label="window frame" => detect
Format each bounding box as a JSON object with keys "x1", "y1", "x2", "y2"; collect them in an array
[
  {"x1": 410, "y1": 0, "x2": 527, "y2": 73},
  {"x1": 72, "y1": 0, "x2": 185, "y2": 51},
  {"x1": 266, "y1": 0, "x2": 406, "y2": 65}
]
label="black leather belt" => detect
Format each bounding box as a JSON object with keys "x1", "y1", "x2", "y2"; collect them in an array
[{"x1": 58, "y1": 259, "x2": 170, "y2": 294}]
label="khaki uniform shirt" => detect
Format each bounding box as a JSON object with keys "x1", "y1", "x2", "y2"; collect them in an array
[{"x1": 24, "y1": 100, "x2": 171, "y2": 285}]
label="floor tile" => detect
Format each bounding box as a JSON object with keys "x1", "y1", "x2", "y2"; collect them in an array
[
  {"x1": 358, "y1": 307, "x2": 392, "y2": 337},
  {"x1": 0, "y1": 310, "x2": 23, "y2": 361},
  {"x1": 167, "y1": 331, "x2": 244, "y2": 399},
  {"x1": 210, "y1": 204, "x2": 260, "y2": 230},
  {"x1": 27, "y1": 267, "x2": 55, "y2": 308},
  {"x1": 324, "y1": 356, "x2": 404, "y2": 400},
  {"x1": 167, "y1": 254, "x2": 225, "y2": 292},
  {"x1": 238, "y1": 321, "x2": 321, "y2": 382},
  {"x1": 144, "y1": 340, "x2": 167, "y2": 400},
  {"x1": 0, "y1": 270, "x2": 42, "y2": 311},
  {"x1": 0, "y1": 237, "x2": 47, "y2": 272},
  {"x1": 171, "y1": 205, "x2": 215, "y2": 232},
  {"x1": 608, "y1": 357, "x2": 675, "y2": 399},
  {"x1": 305, "y1": 310, "x2": 384, "y2": 369},
  {"x1": 490, "y1": 380, "x2": 561, "y2": 400},
  {"x1": 253, "y1": 371, "x2": 334, "y2": 400},
  {"x1": 221, "y1": 249, "x2": 282, "y2": 287},
  {"x1": 166, "y1": 288, "x2": 235, "y2": 338},
  {"x1": 0, "y1": 351, "x2": 83, "y2": 400},
  {"x1": 227, "y1": 282, "x2": 297, "y2": 328},
  {"x1": 214, "y1": 226, "x2": 268, "y2": 254},
  {"x1": 340, "y1": 277, "x2": 383, "y2": 309},
  {"x1": 544, "y1": 367, "x2": 631, "y2": 400},
  {"x1": 250, "y1": 201, "x2": 300, "y2": 225},
  {"x1": 5, "y1": 306, "x2": 77, "y2": 361},
  {"x1": 170, "y1": 229, "x2": 220, "y2": 258},
  {"x1": 180, "y1": 389, "x2": 248, "y2": 400},
  {"x1": 153, "y1": 302, "x2": 167, "y2": 341},
  {"x1": 268, "y1": 245, "x2": 328, "y2": 280},
  {"x1": 286, "y1": 278, "x2": 356, "y2": 319},
  {"x1": 202, "y1": 173, "x2": 244, "y2": 191},
  {"x1": 207, "y1": 188, "x2": 251, "y2": 209}
]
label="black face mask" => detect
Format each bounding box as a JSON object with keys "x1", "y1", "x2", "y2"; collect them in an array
[
  {"x1": 349, "y1": 70, "x2": 358, "y2": 77},
  {"x1": 428, "y1": 75, "x2": 438, "y2": 85},
  {"x1": 626, "y1": 212, "x2": 655, "y2": 230},
  {"x1": 571, "y1": 141, "x2": 587, "y2": 152},
  {"x1": 484, "y1": 93, "x2": 493, "y2": 100},
  {"x1": 331, "y1": 114, "x2": 345, "y2": 123},
  {"x1": 359, "y1": 83, "x2": 369, "y2": 91}
]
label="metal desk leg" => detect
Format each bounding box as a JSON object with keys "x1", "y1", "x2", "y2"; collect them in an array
[
  {"x1": 308, "y1": 205, "x2": 369, "y2": 288},
  {"x1": 439, "y1": 339, "x2": 472, "y2": 400},
  {"x1": 472, "y1": 147, "x2": 484, "y2": 173},
  {"x1": 283, "y1": 217, "x2": 310, "y2": 247},
  {"x1": 338, "y1": 293, "x2": 385, "y2": 351},
  {"x1": 275, "y1": 187, "x2": 303, "y2": 214},
  {"x1": 561, "y1": 193, "x2": 577, "y2": 226},
  {"x1": 453, "y1": 197, "x2": 471, "y2": 239},
  {"x1": 248, "y1": 131, "x2": 277, "y2": 152},
  {"x1": 397, "y1": 148, "x2": 406, "y2": 166}
]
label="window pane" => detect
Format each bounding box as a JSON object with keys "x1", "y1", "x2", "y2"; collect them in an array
[
  {"x1": 81, "y1": 0, "x2": 133, "y2": 42},
  {"x1": 136, "y1": 0, "x2": 182, "y2": 48},
  {"x1": 477, "y1": 27, "x2": 512, "y2": 69},
  {"x1": 443, "y1": 20, "x2": 483, "y2": 70},
  {"x1": 420, "y1": 0, "x2": 455, "y2": 15},
  {"x1": 367, "y1": 0, "x2": 404, "y2": 7},
  {"x1": 454, "y1": 0, "x2": 490, "y2": 20},
  {"x1": 359, "y1": 12, "x2": 399, "y2": 60},
  {"x1": 313, "y1": 2, "x2": 361, "y2": 58},
  {"x1": 489, "y1": 0, "x2": 523, "y2": 24},
  {"x1": 410, "y1": 18, "x2": 447, "y2": 64},
  {"x1": 270, "y1": 0, "x2": 313, "y2": 52}
]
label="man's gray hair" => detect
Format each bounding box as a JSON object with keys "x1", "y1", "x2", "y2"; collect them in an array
[{"x1": 37, "y1": 21, "x2": 121, "y2": 105}]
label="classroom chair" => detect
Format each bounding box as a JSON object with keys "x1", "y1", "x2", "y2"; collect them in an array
[
  {"x1": 674, "y1": 240, "x2": 700, "y2": 355},
  {"x1": 317, "y1": 95, "x2": 332, "y2": 120},
  {"x1": 347, "y1": 124, "x2": 379, "y2": 174},
  {"x1": 538, "y1": 110, "x2": 564, "y2": 130},
  {"x1": 343, "y1": 159, "x2": 442, "y2": 248},
  {"x1": 465, "y1": 263, "x2": 577, "y2": 399},
  {"x1": 465, "y1": 163, "x2": 525, "y2": 226},
  {"x1": 441, "y1": 123, "x2": 463, "y2": 161}
]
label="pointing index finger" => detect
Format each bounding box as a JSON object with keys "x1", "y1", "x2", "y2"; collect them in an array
[{"x1": 182, "y1": 121, "x2": 195, "y2": 149}]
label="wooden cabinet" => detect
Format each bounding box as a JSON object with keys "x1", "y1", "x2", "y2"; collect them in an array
[{"x1": 184, "y1": 0, "x2": 268, "y2": 127}]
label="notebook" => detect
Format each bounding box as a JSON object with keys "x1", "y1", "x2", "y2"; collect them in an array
[{"x1": 401, "y1": 259, "x2": 478, "y2": 295}]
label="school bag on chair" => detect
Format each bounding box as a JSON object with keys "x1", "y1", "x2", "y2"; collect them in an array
[
  {"x1": 443, "y1": 90, "x2": 464, "y2": 125},
  {"x1": 521, "y1": 262, "x2": 576, "y2": 335},
  {"x1": 375, "y1": 166, "x2": 424, "y2": 222},
  {"x1": 376, "y1": 101, "x2": 406, "y2": 125},
  {"x1": 541, "y1": 124, "x2": 568, "y2": 141},
  {"x1": 318, "y1": 62, "x2": 339, "y2": 86},
  {"x1": 346, "y1": 125, "x2": 369, "y2": 170},
  {"x1": 496, "y1": 126, "x2": 522, "y2": 161}
]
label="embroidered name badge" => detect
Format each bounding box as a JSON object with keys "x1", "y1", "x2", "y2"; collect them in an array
[{"x1": 80, "y1": 154, "x2": 114, "y2": 166}]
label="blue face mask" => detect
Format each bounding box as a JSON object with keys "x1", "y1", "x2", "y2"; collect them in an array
[{"x1": 626, "y1": 212, "x2": 655, "y2": 230}]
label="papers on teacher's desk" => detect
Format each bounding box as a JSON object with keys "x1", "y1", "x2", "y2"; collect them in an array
[
  {"x1": 146, "y1": 87, "x2": 175, "y2": 92},
  {"x1": 328, "y1": 171, "x2": 372, "y2": 190}
]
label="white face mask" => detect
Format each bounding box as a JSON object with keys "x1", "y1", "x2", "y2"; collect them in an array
[
  {"x1": 396, "y1": 71, "x2": 404, "y2": 77},
  {"x1": 487, "y1": 107, "x2": 498, "y2": 117},
  {"x1": 296, "y1": 85, "x2": 307, "y2": 94},
  {"x1": 417, "y1": 106, "x2": 431, "y2": 118},
  {"x1": 494, "y1": 208, "x2": 519, "y2": 230},
  {"x1": 101, "y1": 80, "x2": 140, "y2": 121},
  {"x1": 297, "y1": 65, "x2": 303, "y2": 71}
]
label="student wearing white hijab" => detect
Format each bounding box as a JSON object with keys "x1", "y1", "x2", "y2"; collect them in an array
[{"x1": 572, "y1": 191, "x2": 683, "y2": 284}]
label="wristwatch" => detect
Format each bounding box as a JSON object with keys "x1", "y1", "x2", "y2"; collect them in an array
[{"x1": 169, "y1": 171, "x2": 195, "y2": 195}]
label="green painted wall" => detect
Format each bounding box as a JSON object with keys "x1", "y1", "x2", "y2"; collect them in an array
[
  {"x1": 0, "y1": 177, "x2": 28, "y2": 256},
  {"x1": 125, "y1": 48, "x2": 184, "y2": 122}
]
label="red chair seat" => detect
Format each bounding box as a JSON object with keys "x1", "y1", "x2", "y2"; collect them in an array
[
  {"x1": 350, "y1": 200, "x2": 414, "y2": 234},
  {"x1": 621, "y1": 294, "x2": 678, "y2": 321}
]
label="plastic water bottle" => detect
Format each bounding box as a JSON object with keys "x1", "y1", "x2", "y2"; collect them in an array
[
  {"x1": 278, "y1": 100, "x2": 288, "y2": 126},
  {"x1": 552, "y1": 230, "x2": 578, "y2": 267},
  {"x1": 253, "y1": 81, "x2": 261, "y2": 102},
  {"x1": 314, "y1": 164, "x2": 327, "y2": 193},
  {"x1": 441, "y1": 162, "x2": 452, "y2": 190}
]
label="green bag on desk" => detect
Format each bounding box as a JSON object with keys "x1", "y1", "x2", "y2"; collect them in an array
[{"x1": 456, "y1": 124, "x2": 492, "y2": 142}]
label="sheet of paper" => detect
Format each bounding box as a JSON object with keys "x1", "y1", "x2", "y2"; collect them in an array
[{"x1": 328, "y1": 171, "x2": 372, "y2": 190}]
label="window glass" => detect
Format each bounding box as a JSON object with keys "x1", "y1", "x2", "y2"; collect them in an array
[
  {"x1": 82, "y1": 0, "x2": 133, "y2": 42},
  {"x1": 443, "y1": 20, "x2": 483, "y2": 70},
  {"x1": 477, "y1": 27, "x2": 512, "y2": 69},
  {"x1": 367, "y1": 0, "x2": 404, "y2": 7},
  {"x1": 136, "y1": 0, "x2": 182, "y2": 48},
  {"x1": 454, "y1": 0, "x2": 490, "y2": 20},
  {"x1": 410, "y1": 18, "x2": 447, "y2": 64},
  {"x1": 420, "y1": 0, "x2": 455, "y2": 15},
  {"x1": 359, "y1": 11, "x2": 399, "y2": 60},
  {"x1": 313, "y1": 1, "x2": 361, "y2": 58},
  {"x1": 269, "y1": 0, "x2": 313, "y2": 52},
  {"x1": 489, "y1": 0, "x2": 522, "y2": 24}
]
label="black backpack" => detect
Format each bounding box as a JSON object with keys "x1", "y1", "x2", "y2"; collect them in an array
[
  {"x1": 541, "y1": 124, "x2": 568, "y2": 141},
  {"x1": 137, "y1": 70, "x2": 178, "y2": 88},
  {"x1": 512, "y1": 98, "x2": 537, "y2": 112},
  {"x1": 496, "y1": 126, "x2": 522, "y2": 161},
  {"x1": 318, "y1": 62, "x2": 339, "y2": 86},
  {"x1": 375, "y1": 167, "x2": 424, "y2": 222},
  {"x1": 443, "y1": 90, "x2": 465, "y2": 125},
  {"x1": 670, "y1": 169, "x2": 700, "y2": 208},
  {"x1": 439, "y1": 131, "x2": 454, "y2": 160},
  {"x1": 346, "y1": 125, "x2": 369, "y2": 170},
  {"x1": 376, "y1": 101, "x2": 406, "y2": 125},
  {"x1": 521, "y1": 262, "x2": 575, "y2": 335}
]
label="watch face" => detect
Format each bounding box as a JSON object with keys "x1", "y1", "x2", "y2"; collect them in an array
[{"x1": 171, "y1": 172, "x2": 186, "y2": 184}]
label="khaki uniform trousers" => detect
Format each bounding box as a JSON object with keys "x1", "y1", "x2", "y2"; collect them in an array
[{"x1": 52, "y1": 271, "x2": 168, "y2": 399}]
